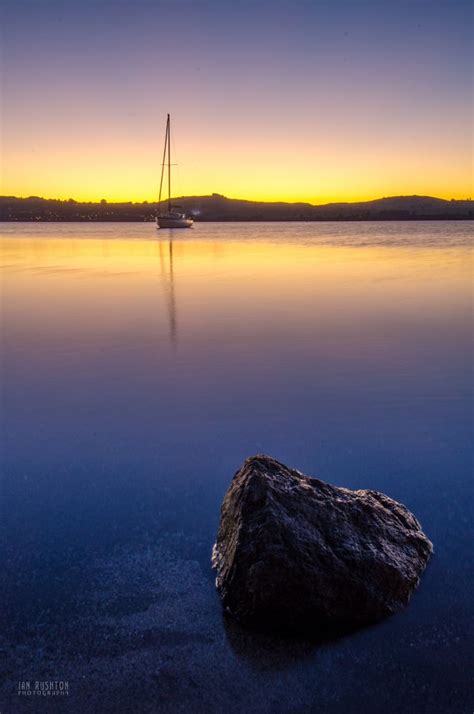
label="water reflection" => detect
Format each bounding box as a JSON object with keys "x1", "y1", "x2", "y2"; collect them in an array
[
  {"x1": 159, "y1": 239, "x2": 178, "y2": 347},
  {"x1": 222, "y1": 610, "x2": 367, "y2": 671},
  {"x1": 223, "y1": 615, "x2": 318, "y2": 671},
  {"x1": 0, "y1": 222, "x2": 472, "y2": 713}
]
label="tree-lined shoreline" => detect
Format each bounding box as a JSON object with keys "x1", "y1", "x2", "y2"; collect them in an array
[{"x1": 0, "y1": 194, "x2": 472, "y2": 222}]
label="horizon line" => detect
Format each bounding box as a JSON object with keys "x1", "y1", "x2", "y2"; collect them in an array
[{"x1": 2, "y1": 193, "x2": 473, "y2": 207}]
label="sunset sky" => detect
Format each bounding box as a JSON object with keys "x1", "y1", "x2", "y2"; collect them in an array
[{"x1": 2, "y1": 0, "x2": 472, "y2": 204}]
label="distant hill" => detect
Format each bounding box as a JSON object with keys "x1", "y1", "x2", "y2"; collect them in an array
[{"x1": 0, "y1": 194, "x2": 472, "y2": 222}]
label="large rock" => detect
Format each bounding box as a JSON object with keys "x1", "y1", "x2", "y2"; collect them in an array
[{"x1": 212, "y1": 455, "x2": 433, "y2": 632}]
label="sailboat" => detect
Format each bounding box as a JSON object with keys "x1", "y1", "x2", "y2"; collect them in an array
[{"x1": 156, "y1": 114, "x2": 194, "y2": 229}]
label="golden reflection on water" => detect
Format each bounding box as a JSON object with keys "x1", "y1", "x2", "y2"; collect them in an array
[{"x1": 1, "y1": 236, "x2": 471, "y2": 353}]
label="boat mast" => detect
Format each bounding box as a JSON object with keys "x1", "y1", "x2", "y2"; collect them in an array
[
  {"x1": 158, "y1": 114, "x2": 169, "y2": 210},
  {"x1": 167, "y1": 114, "x2": 171, "y2": 212}
]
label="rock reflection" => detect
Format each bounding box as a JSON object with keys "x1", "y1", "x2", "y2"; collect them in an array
[
  {"x1": 223, "y1": 613, "x2": 320, "y2": 671},
  {"x1": 223, "y1": 610, "x2": 365, "y2": 671}
]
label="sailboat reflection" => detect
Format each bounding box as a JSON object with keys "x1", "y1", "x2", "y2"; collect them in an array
[{"x1": 158, "y1": 239, "x2": 177, "y2": 347}]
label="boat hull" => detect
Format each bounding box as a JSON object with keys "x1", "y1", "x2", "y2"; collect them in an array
[{"x1": 157, "y1": 216, "x2": 193, "y2": 229}]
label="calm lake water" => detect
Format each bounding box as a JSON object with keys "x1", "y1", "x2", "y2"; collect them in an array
[{"x1": 0, "y1": 221, "x2": 472, "y2": 713}]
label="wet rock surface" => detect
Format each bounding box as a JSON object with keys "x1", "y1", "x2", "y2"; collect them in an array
[{"x1": 212, "y1": 455, "x2": 433, "y2": 632}]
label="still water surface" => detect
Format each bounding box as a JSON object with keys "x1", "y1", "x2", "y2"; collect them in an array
[{"x1": 0, "y1": 222, "x2": 472, "y2": 712}]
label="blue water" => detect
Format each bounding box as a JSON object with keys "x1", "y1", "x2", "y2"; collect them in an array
[{"x1": 0, "y1": 222, "x2": 472, "y2": 713}]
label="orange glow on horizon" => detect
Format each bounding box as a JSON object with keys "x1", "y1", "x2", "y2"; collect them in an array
[
  {"x1": 3, "y1": 0, "x2": 472, "y2": 207},
  {"x1": 2, "y1": 124, "x2": 472, "y2": 205}
]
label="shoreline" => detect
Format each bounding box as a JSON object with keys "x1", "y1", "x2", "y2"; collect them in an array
[
  {"x1": 1, "y1": 195, "x2": 472, "y2": 223},
  {"x1": 1, "y1": 217, "x2": 473, "y2": 223}
]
